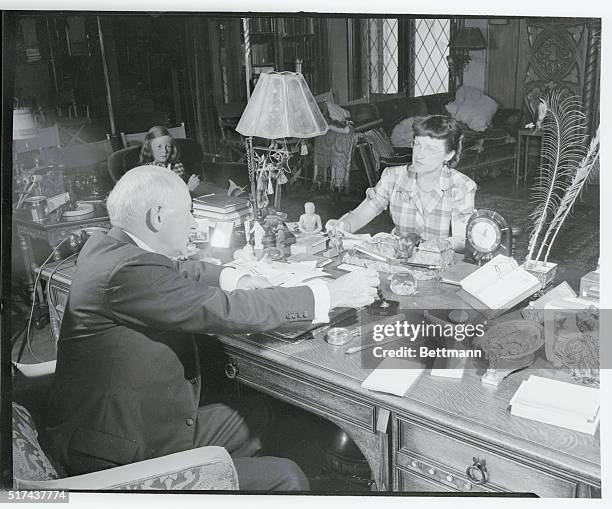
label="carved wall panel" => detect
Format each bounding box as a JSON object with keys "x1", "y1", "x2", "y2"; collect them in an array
[{"x1": 516, "y1": 18, "x2": 600, "y2": 133}]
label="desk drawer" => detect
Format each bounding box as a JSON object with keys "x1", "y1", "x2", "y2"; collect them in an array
[
  {"x1": 225, "y1": 352, "x2": 376, "y2": 432},
  {"x1": 395, "y1": 416, "x2": 578, "y2": 497}
]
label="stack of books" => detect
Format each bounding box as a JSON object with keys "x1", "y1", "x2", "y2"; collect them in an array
[
  {"x1": 510, "y1": 375, "x2": 600, "y2": 435},
  {"x1": 192, "y1": 194, "x2": 250, "y2": 230}
]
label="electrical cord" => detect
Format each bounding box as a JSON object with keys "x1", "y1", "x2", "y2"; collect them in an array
[
  {"x1": 23, "y1": 237, "x2": 71, "y2": 363},
  {"x1": 46, "y1": 252, "x2": 78, "y2": 340}
]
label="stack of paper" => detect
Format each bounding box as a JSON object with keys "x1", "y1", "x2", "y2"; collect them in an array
[
  {"x1": 361, "y1": 359, "x2": 425, "y2": 397},
  {"x1": 510, "y1": 375, "x2": 600, "y2": 435},
  {"x1": 224, "y1": 259, "x2": 329, "y2": 287}
]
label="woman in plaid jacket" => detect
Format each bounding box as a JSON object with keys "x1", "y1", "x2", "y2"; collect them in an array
[{"x1": 327, "y1": 115, "x2": 476, "y2": 252}]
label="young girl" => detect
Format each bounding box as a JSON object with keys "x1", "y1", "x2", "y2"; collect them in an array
[{"x1": 139, "y1": 126, "x2": 201, "y2": 192}]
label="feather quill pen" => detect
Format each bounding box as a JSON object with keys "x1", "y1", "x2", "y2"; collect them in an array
[
  {"x1": 526, "y1": 90, "x2": 587, "y2": 263},
  {"x1": 540, "y1": 128, "x2": 600, "y2": 263}
]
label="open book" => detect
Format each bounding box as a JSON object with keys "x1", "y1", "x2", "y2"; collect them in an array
[{"x1": 460, "y1": 255, "x2": 540, "y2": 312}]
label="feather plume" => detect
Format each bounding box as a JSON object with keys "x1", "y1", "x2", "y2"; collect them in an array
[
  {"x1": 541, "y1": 128, "x2": 599, "y2": 263},
  {"x1": 526, "y1": 89, "x2": 587, "y2": 263}
]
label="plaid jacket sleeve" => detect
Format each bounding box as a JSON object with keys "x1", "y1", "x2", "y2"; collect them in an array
[
  {"x1": 364, "y1": 166, "x2": 401, "y2": 215},
  {"x1": 450, "y1": 176, "x2": 477, "y2": 237}
]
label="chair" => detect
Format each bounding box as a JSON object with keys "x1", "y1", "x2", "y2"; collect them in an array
[
  {"x1": 120, "y1": 122, "x2": 187, "y2": 148},
  {"x1": 39, "y1": 139, "x2": 113, "y2": 169},
  {"x1": 107, "y1": 138, "x2": 204, "y2": 183},
  {"x1": 216, "y1": 102, "x2": 246, "y2": 162},
  {"x1": 11, "y1": 361, "x2": 238, "y2": 490}
]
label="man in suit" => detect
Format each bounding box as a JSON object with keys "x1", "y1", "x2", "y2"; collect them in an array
[{"x1": 45, "y1": 166, "x2": 379, "y2": 490}]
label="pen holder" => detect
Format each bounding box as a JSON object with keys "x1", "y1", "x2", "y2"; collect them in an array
[{"x1": 522, "y1": 261, "x2": 557, "y2": 289}]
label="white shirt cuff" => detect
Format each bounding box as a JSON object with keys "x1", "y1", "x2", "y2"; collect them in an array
[
  {"x1": 219, "y1": 267, "x2": 251, "y2": 291},
  {"x1": 303, "y1": 281, "x2": 331, "y2": 324}
]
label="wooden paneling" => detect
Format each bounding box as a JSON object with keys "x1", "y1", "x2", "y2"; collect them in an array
[
  {"x1": 486, "y1": 20, "x2": 521, "y2": 108},
  {"x1": 515, "y1": 19, "x2": 589, "y2": 121}
]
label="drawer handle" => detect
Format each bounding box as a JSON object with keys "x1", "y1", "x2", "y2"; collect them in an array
[
  {"x1": 225, "y1": 361, "x2": 239, "y2": 379},
  {"x1": 466, "y1": 457, "x2": 489, "y2": 485}
]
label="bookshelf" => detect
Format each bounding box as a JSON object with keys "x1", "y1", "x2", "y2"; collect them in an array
[{"x1": 245, "y1": 17, "x2": 322, "y2": 92}]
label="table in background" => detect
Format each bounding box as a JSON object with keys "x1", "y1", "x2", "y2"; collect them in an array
[
  {"x1": 514, "y1": 128, "x2": 544, "y2": 185},
  {"x1": 13, "y1": 203, "x2": 110, "y2": 300},
  {"x1": 37, "y1": 258, "x2": 601, "y2": 496}
]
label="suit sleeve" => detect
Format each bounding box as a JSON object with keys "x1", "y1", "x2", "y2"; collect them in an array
[
  {"x1": 105, "y1": 252, "x2": 316, "y2": 334},
  {"x1": 173, "y1": 259, "x2": 223, "y2": 287}
]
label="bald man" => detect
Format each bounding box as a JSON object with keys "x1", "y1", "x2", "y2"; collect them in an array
[{"x1": 45, "y1": 166, "x2": 379, "y2": 491}]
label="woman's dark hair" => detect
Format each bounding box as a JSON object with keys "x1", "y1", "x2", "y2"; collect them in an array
[
  {"x1": 139, "y1": 126, "x2": 180, "y2": 165},
  {"x1": 413, "y1": 115, "x2": 463, "y2": 166}
]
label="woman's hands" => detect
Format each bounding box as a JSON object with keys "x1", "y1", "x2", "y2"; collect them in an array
[
  {"x1": 187, "y1": 174, "x2": 201, "y2": 192},
  {"x1": 325, "y1": 214, "x2": 351, "y2": 234}
]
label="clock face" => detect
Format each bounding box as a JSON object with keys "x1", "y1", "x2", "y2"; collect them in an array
[{"x1": 467, "y1": 217, "x2": 501, "y2": 253}]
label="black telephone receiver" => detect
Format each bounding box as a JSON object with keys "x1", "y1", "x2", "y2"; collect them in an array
[{"x1": 68, "y1": 227, "x2": 109, "y2": 251}]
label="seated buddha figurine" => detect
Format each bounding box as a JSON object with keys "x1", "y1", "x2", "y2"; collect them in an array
[{"x1": 298, "y1": 202, "x2": 322, "y2": 234}]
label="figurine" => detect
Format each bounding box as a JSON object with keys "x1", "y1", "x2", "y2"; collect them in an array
[
  {"x1": 251, "y1": 221, "x2": 265, "y2": 250},
  {"x1": 298, "y1": 202, "x2": 322, "y2": 233}
]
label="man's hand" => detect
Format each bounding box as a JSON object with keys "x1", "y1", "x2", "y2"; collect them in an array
[{"x1": 327, "y1": 270, "x2": 380, "y2": 309}]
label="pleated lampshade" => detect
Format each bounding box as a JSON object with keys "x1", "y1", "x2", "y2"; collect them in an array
[
  {"x1": 13, "y1": 107, "x2": 38, "y2": 140},
  {"x1": 236, "y1": 72, "x2": 329, "y2": 139}
]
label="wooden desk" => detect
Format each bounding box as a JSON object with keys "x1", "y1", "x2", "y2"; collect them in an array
[
  {"x1": 38, "y1": 261, "x2": 600, "y2": 496},
  {"x1": 13, "y1": 204, "x2": 110, "y2": 300}
]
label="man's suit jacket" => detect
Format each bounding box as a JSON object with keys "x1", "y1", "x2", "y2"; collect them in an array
[{"x1": 46, "y1": 227, "x2": 316, "y2": 473}]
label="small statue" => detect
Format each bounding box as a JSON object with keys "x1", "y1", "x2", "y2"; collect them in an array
[
  {"x1": 298, "y1": 202, "x2": 322, "y2": 233},
  {"x1": 251, "y1": 221, "x2": 265, "y2": 250}
]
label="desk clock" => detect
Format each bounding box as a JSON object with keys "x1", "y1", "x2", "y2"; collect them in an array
[{"x1": 464, "y1": 209, "x2": 512, "y2": 265}]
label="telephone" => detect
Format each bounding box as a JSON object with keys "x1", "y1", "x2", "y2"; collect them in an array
[{"x1": 68, "y1": 227, "x2": 109, "y2": 252}]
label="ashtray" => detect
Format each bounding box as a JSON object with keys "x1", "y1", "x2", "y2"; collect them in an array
[{"x1": 325, "y1": 327, "x2": 352, "y2": 346}]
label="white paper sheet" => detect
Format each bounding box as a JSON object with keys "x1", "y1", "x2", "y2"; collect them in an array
[{"x1": 361, "y1": 358, "x2": 425, "y2": 397}]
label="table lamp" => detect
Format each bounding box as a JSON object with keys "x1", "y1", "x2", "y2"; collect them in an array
[
  {"x1": 447, "y1": 27, "x2": 487, "y2": 82},
  {"x1": 236, "y1": 71, "x2": 328, "y2": 216}
]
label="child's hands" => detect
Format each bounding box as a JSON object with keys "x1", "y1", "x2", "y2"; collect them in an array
[{"x1": 187, "y1": 174, "x2": 201, "y2": 191}]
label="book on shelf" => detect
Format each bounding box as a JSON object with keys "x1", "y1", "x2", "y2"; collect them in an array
[{"x1": 510, "y1": 375, "x2": 600, "y2": 435}]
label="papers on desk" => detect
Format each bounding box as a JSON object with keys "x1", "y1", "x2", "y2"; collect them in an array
[
  {"x1": 224, "y1": 259, "x2": 330, "y2": 287},
  {"x1": 510, "y1": 375, "x2": 600, "y2": 435},
  {"x1": 361, "y1": 358, "x2": 425, "y2": 397}
]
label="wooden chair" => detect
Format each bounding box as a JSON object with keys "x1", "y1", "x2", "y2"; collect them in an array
[
  {"x1": 120, "y1": 122, "x2": 187, "y2": 148},
  {"x1": 107, "y1": 138, "x2": 203, "y2": 183},
  {"x1": 39, "y1": 139, "x2": 113, "y2": 169}
]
